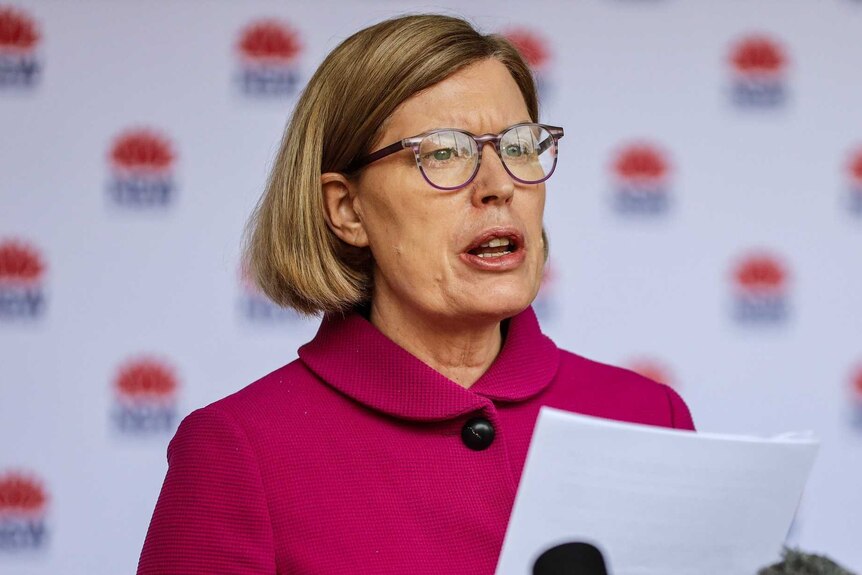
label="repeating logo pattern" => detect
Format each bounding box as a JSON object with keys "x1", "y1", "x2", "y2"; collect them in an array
[
  {"x1": 728, "y1": 34, "x2": 788, "y2": 109},
  {"x1": 731, "y1": 252, "x2": 789, "y2": 324},
  {"x1": 610, "y1": 143, "x2": 672, "y2": 215},
  {"x1": 111, "y1": 357, "x2": 179, "y2": 434},
  {"x1": 2, "y1": 6, "x2": 862, "y2": 570},
  {"x1": 0, "y1": 471, "x2": 48, "y2": 551},
  {"x1": 846, "y1": 147, "x2": 862, "y2": 216},
  {"x1": 0, "y1": 6, "x2": 40, "y2": 88},
  {"x1": 236, "y1": 19, "x2": 302, "y2": 97},
  {"x1": 0, "y1": 239, "x2": 46, "y2": 320},
  {"x1": 106, "y1": 128, "x2": 177, "y2": 208}
]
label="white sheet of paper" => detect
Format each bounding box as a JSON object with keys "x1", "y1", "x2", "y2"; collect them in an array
[{"x1": 495, "y1": 407, "x2": 820, "y2": 575}]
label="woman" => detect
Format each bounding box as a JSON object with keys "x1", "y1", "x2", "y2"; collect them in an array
[{"x1": 137, "y1": 14, "x2": 694, "y2": 574}]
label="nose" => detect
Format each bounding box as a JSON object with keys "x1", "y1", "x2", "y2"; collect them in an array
[{"x1": 471, "y1": 142, "x2": 515, "y2": 207}]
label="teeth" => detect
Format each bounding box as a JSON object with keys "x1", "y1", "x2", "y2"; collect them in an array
[
  {"x1": 478, "y1": 237, "x2": 512, "y2": 248},
  {"x1": 478, "y1": 252, "x2": 507, "y2": 258}
]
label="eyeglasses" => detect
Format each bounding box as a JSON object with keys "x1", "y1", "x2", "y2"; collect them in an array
[{"x1": 346, "y1": 122, "x2": 564, "y2": 191}]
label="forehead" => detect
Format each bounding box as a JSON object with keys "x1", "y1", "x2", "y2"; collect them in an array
[{"x1": 380, "y1": 58, "x2": 532, "y2": 142}]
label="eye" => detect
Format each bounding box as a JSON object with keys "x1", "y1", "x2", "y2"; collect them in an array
[
  {"x1": 503, "y1": 140, "x2": 537, "y2": 160},
  {"x1": 432, "y1": 148, "x2": 454, "y2": 161},
  {"x1": 504, "y1": 144, "x2": 524, "y2": 157},
  {"x1": 421, "y1": 147, "x2": 462, "y2": 167}
]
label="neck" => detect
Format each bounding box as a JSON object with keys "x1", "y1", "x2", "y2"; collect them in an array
[{"x1": 369, "y1": 298, "x2": 503, "y2": 389}]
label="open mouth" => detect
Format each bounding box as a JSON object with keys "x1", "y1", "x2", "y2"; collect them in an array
[
  {"x1": 467, "y1": 236, "x2": 518, "y2": 259},
  {"x1": 461, "y1": 229, "x2": 526, "y2": 271}
]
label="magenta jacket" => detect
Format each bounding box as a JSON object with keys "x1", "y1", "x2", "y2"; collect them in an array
[{"x1": 137, "y1": 307, "x2": 695, "y2": 574}]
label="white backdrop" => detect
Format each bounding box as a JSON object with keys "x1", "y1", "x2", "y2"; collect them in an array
[{"x1": 1, "y1": 1, "x2": 861, "y2": 573}]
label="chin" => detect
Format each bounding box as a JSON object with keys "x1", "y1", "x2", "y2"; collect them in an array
[{"x1": 460, "y1": 287, "x2": 536, "y2": 322}]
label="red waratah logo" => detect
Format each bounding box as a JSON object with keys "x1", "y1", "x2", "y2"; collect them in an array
[
  {"x1": 502, "y1": 29, "x2": 550, "y2": 70},
  {"x1": 0, "y1": 6, "x2": 40, "y2": 88},
  {"x1": 0, "y1": 472, "x2": 47, "y2": 518},
  {"x1": 611, "y1": 143, "x2": 671, "y2": 214},
  {"x1": 733, "y1": 254, "x2": 787, "y2": 295},
  {"x1": 628, "y1": 358, "x2": 675, "y2": 389},
  {"x1": 730, "y1": 35, "x2": 787, "y2": 78},
  {"x1": 0, "y1": 470, "x2": 49, "y2": 549},
  {"x1": 0, "y1": 240, "x2": 44, "y2": 286},
  {"x1": 238, "y1": 20, "x2": 302, "y2": 63},
  {"x1": 0, "y1": 7, "x2": 39, "y2": 54},
  {"x1": 107, "y1": 128, "x2": 176, "y2": 206},
  {"x1": 0, "y1": 239, "x2": 46, "y2": 319},
  {"x1": 114, "y1": 358, "x2": 177, "y2": 404},
  {"x1": 731, "y1": 252, "x2": 789, "y2": 323},
  {"x1": 109, "y1": 129, "x2": 175, "y2": 174},
  {"x1": 112, "y1": 357, "x2": 179, "y2": 433},
  {"x1": 236, "y1": 19, "x2": 302, "y2": 96},
  {"x1": 613, "y1": 144, "x2": 670, "y2": 185},
  {"x1": 728, "y1": 34, "x2": 788, "y2": 108}
]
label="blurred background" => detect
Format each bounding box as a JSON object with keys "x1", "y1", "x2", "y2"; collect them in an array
[{"x1": 1, "y1": 0, "x2": 860, "y2": 573}]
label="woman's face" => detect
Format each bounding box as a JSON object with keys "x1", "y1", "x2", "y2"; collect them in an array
[{"x1": 353, "y1": 58, "x2": 546, "y2": 325}]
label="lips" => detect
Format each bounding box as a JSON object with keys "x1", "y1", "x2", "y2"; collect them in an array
[{"x1": 460, "y1": 227, "x2": 526, "y2": 271}]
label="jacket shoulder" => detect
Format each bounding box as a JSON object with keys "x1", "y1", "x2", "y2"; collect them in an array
[{"x1": 197, "y1": 358, "x2": 319, "y2": 425}]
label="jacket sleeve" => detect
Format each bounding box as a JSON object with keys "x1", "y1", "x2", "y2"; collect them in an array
[
  {"x1": 137, "y1": 405, "x2": 277, "y2": 574},
  {"x1": 663, "y1": 384, "x2": 696, "y2": 431}
]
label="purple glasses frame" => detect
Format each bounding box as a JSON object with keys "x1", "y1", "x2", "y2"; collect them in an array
[{"x1": 345, "y1": 122, "x2": 565, "y2": 191}]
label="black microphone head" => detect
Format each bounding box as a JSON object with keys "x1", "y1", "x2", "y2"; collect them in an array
[{"x1": 533, "y1": 541, "x2": 609, "y2": 575}]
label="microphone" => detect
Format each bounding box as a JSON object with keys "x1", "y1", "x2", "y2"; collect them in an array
[
  {"x1": 758, "y1": 547, "x2": 854, "y2": 575},
  {"x1": 532, "y1": 542, "x2": 609, "y2": 575}
]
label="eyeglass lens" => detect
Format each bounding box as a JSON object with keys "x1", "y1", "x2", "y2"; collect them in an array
[{"x1": 417, "y1": 124, "x2": 557, "y2": 189}]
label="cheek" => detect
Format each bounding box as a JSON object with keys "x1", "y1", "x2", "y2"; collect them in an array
[
  {"x1": 397, "y1": 209, "x2": 454, "y2": 274},
  {"x1": 356, "y1": 175, "x2": 408, "y2": 243},
  {"x1": 358, "y1": 182, "x2": 453, "y2": 277}
]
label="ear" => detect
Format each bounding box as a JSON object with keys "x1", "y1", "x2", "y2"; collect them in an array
[{"x1": 320, "y1": 172, "x2": 369, "y2": 248}]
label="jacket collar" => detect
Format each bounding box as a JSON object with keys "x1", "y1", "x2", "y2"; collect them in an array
[{"x1": 298, "y1": 306, "x2": 560, "y2": 422}]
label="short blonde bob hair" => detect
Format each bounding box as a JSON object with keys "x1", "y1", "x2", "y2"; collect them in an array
[{"x1": 245, "y1": 14, "x2": 541, "y2": 315}]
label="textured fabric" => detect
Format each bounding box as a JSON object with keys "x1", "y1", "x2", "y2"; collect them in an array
[{"x1": 137, "y1": 307, "x2": 695, "y2": 574}]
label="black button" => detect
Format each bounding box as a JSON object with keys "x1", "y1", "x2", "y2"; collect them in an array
[{"x1": 461, "y1": 417, "x2": 495, "y2": 451}]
